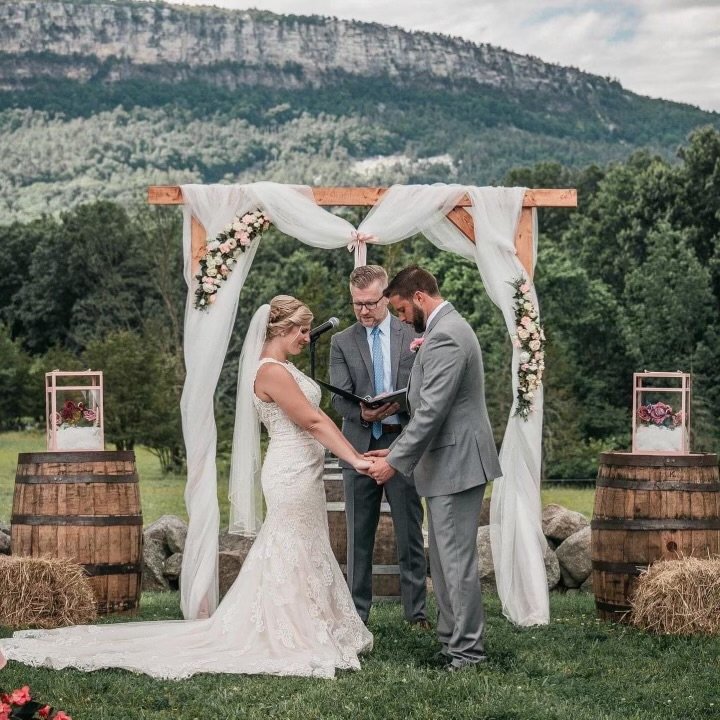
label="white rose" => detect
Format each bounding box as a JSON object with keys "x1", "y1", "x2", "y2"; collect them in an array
[
  {"x1": 523, "y1": 301, "x2": 532, "y2": 310},
  {"x1": 206, "y1": 268, "x2": 218, "y2": 277},
  {"x1": 524, "y1": 392, "x2": 534, "y2": 400},
  {"x1": 518, "y1": 328, "x2": 530, "y2": 340},
  {"x1": 519, "y1": 351, "x2": 531, "y2": 363},
  {"x1": 202, "y1": 282, "x2": 215, "y2": 293},
  {"x1": 529, "y1": 339, "x2": 541, "y2": 351}
]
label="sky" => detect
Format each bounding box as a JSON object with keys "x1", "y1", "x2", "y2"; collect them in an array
[{"x1": 165, "y1": 0, "x2": 720, "y2": 113}]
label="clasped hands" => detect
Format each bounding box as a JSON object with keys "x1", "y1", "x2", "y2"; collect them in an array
[{"x1": 353, "y1": 401, "x2": 400, "y2": 485}]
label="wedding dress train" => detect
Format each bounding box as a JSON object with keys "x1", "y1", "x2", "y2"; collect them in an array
[{"x1": 0, "y1": 359, "x2": 372, "y2": 679}]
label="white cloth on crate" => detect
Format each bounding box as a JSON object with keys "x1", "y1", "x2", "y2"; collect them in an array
[
  {"x1": 180, "y1": 182, "x2": 548, "y2": 627},
  {"x1": 0, "y1": 359, "x2": 372, "y2": 679}
]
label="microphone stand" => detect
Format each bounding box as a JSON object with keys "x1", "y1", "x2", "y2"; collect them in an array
[{"x1": 309, "y1": 337, "x2": 318, "y2": 379}]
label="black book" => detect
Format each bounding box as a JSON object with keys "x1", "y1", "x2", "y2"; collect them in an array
[{"x1": 316, "y1": 379, "x2": 408, "y2": 412}]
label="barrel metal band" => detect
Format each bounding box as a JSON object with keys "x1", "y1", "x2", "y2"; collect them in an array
[
  {"x1": 596, "y1": 477, "x2": 720, "y2": 492},
  {"x1": 18, "y1": 451, "x2": 136, "y2": 463},
  {"x1": 591, "y1": 518, "x2": 720, "y2": 530},
  {"x1": 14, "y1": 473, "x2": 139, "y2": 485},
  {"x1": 11, "y1": 514, "x2": 143, "y2": 526},
  {"x1": 592, "y1": 560, "x2": 648, "y2": 575},
  {"x1": 83, "y1": 562, "x2": 143, "y2": 576},
  {"x1": 594, "y1": 599, "x2": 632, "y2": 614},
  {"x1": 598, "y1": 452, "x2": 718, "y2": 467}
]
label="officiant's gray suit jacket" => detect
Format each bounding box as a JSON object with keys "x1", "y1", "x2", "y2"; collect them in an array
[
  {"x1": 329, "y1": 315, "x2": 416, "y2": 465},
  {"x1": 386, "y1": 302, "x2": 502, "y2": 496}
]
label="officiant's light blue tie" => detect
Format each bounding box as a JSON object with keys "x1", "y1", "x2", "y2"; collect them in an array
[{"x1": 371, "y1": 325, "x2": 384, "y2": 440}]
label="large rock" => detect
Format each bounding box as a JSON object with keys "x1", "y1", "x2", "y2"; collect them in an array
[
  {"x1": 544, "y1": 545, "x2": 560, "y2": 590},
  {"x1": 218, "y1": 534, "x2": 256, "y2": 598},
  {"x1": 476, "y1": 525, "x2": 496, "y2": 589},
  {"x1": 0, "y1": 531, "x2": 10, "y2": 555},
  {"x1": 555, "y1": 526, "x2": 592, "y2": 584},
  {"x1": 0, "y1": 521, "x2": 10, "y2": 536},
  {"x1": 542, "y1": 504, "x2": 590, "y2": 543},
  {"x1": 163, "y1": 552, "x2": 183, "y2": 581},
  {"x1": 142, "y1": 537, "x2": 171, "y2": 592},
  {"x1": 143, "y1": 515, "x2": 188, "y2": 554},
  {"x1": 478, "y1": 498, "x2": 492, "y2": 527}
]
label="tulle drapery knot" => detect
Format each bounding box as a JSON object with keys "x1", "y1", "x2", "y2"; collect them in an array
[{"x1": 347, "y1": 231, "x2": 377, "y2": 267}]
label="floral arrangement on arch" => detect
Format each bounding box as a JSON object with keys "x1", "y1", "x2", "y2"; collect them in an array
[
  {"x1": 637, "y1": 401, "x2": 683, "y2": 429},
  {"x1": 194, "y1": 210, "x2": 270, "y2": 310},
  {"x1": 510, "y1": 276, "x2": 545, "y2": 420},
  {"x1": 0, "y1": 686, "x2": 72, "y2": 720},
  {"x1": 55, "y1": 400, "x2": 97, "y2": 429}
]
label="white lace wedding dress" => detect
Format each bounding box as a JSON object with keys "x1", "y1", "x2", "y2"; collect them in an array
[{"x1": 0, "y1": 359, "x2": 372, "y2": 679}]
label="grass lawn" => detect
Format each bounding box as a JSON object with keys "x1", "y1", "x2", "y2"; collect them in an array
[
  {"x1": 1, "y1": 592, "x2": 719, "y2": 719},
  {"x1": 1, "y1": 432, "x2": 596, "y2": 526}
]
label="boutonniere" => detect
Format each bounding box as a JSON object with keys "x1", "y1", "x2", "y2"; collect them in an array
[{"x1": 409, "y1": 337, "x2": 425, "y2": 353}]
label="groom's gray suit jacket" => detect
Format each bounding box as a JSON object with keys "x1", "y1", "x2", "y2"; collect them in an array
[{"x1": 387, "y1": 303, "x2": 502, "y2": 496}]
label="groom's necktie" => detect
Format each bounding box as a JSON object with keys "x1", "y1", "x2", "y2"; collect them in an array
[{"x1": 371, "y1": 325, "x2": 384, "y2": 440}]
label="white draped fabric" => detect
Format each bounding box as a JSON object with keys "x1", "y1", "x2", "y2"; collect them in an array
[{"x1": 179, "y1": 182, "x2": 547, "y2": 626}]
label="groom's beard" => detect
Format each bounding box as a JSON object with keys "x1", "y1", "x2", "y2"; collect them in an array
[{"x1": 412, "y1": 302, "x2": 427, "y2": 333}]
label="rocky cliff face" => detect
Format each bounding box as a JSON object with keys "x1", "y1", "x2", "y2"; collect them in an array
[{"x1": 0, "y1": 0, "x2": 611, "y2": 93}]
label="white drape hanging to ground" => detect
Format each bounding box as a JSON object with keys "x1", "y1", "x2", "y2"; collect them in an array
[{"x1": 179, "y1": 182, "x2": 547, "y2": 626}]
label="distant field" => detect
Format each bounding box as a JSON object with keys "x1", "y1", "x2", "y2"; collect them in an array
[{"x1": 0, "y1": 431, "x2": 595, "y2": 526}]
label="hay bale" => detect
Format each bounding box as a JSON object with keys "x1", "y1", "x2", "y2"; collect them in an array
[
  {"x1": 630, "y1": 557, "x2": 720, "y2": 635},
  {"x1": 0, "y1": 556, "x2": 97, "y2": 630}
]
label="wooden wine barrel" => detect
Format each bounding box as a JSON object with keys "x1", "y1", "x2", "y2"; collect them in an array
[
  {"x1": 324, "y1": 456, "x2": 401, "y2": 600},
  {"x1": 11, "y1": 451, "x2": 143, "y2": 614},
  {"x1": 591, "y1": 451, "x2": 720, "y2": 622}
]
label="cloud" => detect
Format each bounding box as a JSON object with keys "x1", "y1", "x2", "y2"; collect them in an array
[{"x1": 164, "y1": 0, "x2": 720, "y2": 112}]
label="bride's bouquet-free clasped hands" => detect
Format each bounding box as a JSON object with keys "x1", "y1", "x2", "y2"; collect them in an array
[
  {"x1": 194, "y1": 211, "x2": 271, "y2": 310},
  {"x1": 0, "y1": 686, "x2": 72, "y2": 720}
]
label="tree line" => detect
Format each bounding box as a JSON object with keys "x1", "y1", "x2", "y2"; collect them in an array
[{"x1": 1, "y1": 126, "x2": 718, "y2": 475}]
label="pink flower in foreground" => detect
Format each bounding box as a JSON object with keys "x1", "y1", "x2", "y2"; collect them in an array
[
  {"x1": 8, "y1": 687, "x2": 31, "y2": 705},
  {"x1": 409, "y1": 337, "x2": 425, "y2": 353},
  {"x1": 54, "y1": 712, "x2": 73, "y2": 720},
  {"x1": 38, "y1": 705, "x2": 51, "y2": 718},
  {"x1": 520, "y1": 283, "x2": 530, "y2": 294}
]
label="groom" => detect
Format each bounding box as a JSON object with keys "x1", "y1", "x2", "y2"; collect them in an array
[{"x1": 367, "y1": 265, "x2": 502, "y2": 671}]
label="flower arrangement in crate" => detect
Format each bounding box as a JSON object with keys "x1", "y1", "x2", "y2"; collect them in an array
[
  {"x1": 632, "y1": 372, "x2": 690, "y2": 454},
  {"x1": 46, "y1": 371, "x2": 104, "y2": 452},
  {"x1": 0, "y1": 685, "x2": 72, "y2": 720}
]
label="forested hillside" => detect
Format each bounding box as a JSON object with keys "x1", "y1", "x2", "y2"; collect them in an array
[
  {"x1": 0, "y1": 0, "x2": 718, "y2": 221},
  {"x1": 2, "y1": 128, "x2": 719, "y2": 476}
]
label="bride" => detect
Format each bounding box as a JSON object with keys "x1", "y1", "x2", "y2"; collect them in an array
[{"x1": 0, "y1": 295, "x2": 373, "y2": 679}]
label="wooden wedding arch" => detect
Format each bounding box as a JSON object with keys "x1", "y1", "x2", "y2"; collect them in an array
[{"x1": 147, "y1": 186, "x2": 577, "y2": 277}]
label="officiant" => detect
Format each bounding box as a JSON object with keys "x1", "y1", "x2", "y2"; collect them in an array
[{"x1": 329, "y1": 265, "x2": 428, "y2": 628}]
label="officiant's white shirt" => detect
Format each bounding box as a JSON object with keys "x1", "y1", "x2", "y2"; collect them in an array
[{"x1": 365, "y1": 311, "x2": 400, "y2": 426}]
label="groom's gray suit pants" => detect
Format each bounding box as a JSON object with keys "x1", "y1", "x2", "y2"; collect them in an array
[
  {"x1": 343, "y1": 432, "x2": 427, "y2": 624},
  {"x1": 426, "y1": 483, "x2": 486, "y2": 664}
]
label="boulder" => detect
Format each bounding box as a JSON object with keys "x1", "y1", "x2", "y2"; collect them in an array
[
  {"x1": 542, "y1": 504, "x2": 590, "y2": 543},
  {"x1": 142, "y1": 537, "x2": 171, "y2": 592},
  {"x1": 560, "y1": 565, "x2": 581, "y2": 589},
  {"x1": 475, "y1": 525, "x2": 496, "y2": 589},
  {"x1": 544, "y1": 544, "x2": 560, "y2": 590},
  {"x1": 0, "y1": 521, "x2": 10, "y2": 536},
  {"x1": 580, "y1": 573, "x2": 593, "y2": 593},
  {"x1": 555, "y1": 526, "x2": 592, "y2": 584},
  {"x1": 0, "y1": 532, "x2": 10, "y2": 555},
  {"x1": 163, "y1": 552, "x2": 183, "y2": 581},
  {"x1": 143, "y1": 515, "x2": 187, "y2": 554},
  {"x1": 478, "y1": 498, "x2": 492, "y2": 527},
  {"x1": 218, "y1": 534, "x2": 256, "y2": 598}
]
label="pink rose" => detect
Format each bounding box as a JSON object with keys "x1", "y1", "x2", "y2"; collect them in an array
[
  {"x1": 520, "y1": 283, "x2": 530, "y2": 294},
  {"x1": 38, "y1": 706, "x2": 51, "y2": 718},
  {"x1": 209, "y1": 294, "x2": 217, "y2": 304},
  {"x1": 637, "y1": 405, "x2": 652, "y2": 423},
  {"x1": 0, "y1": 704, "x2": 10, "y2": 720},
  {"x1": 54, "y1": 712, "x2": 73, "y2": 720},
  {"x1": 649, "y1": 402, "x2": 672, "y2": 424},
  {"x1": 8, "y1": 687, "x2": 31, "y2": 705},
  {"x1": 238, "y1": 232, "x2": 251, "y2": 246},
  {"x1": 219, "y1": 242, "x2": 230, "y2": 254},
  {"x1": 82, "y1": 409, "x2": 96, "y2": 422},
  {"x1": 242, "y1": 213, "x2": 254, "y2": 223},
  {"x1": 409, "y1": 337, "x2": 425, "y2": 353},
  {"x1": 520, "y1": 316, "x2": 531, "y2": 327}
]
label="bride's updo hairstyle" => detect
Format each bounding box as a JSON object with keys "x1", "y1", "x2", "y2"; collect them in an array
[{"x1": 266, "y1": 295, "x2": 313, "y2": 339}]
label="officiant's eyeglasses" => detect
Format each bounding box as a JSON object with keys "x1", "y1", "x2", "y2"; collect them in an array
[{"x1": 351, "y1": 297, "x2": 384, "y2": 310}]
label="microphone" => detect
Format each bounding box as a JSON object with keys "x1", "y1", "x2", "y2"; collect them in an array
[{"x1": 309, "y1": 317, "x2": 339, "y2": 341}]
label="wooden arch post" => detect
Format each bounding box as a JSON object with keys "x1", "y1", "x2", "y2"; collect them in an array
[{"x1": 147, "y1": 186, "x2": 577, "y2": 278}]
